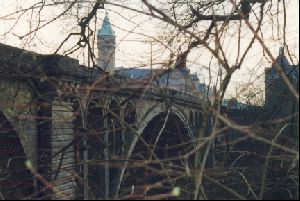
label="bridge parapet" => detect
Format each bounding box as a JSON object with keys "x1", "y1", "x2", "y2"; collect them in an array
[{"x1": 1, "y1": 43, "x2": 204, "y2": 108}]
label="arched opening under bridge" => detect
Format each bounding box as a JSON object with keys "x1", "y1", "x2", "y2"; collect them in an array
[
  {"x1": 119, "y1": 111, "x2": 195, "y2": 199},
  {"x1": 86, "y1": 100, "x2": 105, "y2": 199},
  {"x1": 0, "y1": 111, "x2": 35, "y2": 199}
]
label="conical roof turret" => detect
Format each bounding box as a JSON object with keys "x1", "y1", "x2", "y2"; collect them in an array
[{"x1": 98, "y1": 13, "x2": 115, "y2": 36}]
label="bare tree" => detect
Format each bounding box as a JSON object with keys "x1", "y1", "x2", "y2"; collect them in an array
[{"x1": 0, "y1": 0, "x2": 298, "y2": 200}]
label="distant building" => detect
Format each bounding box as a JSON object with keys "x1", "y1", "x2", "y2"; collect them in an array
[
  {"x1": 96, "y1": 14, "x2": 216, "y2": 99},
  {"x1": 98, "y1": 14, "x2": 216, "y2": 100},
  {"x1": 222, "y1": 98, "x2": 248, "y2": 110},
  {"x1": 264, "y1": 47, "x2": 299, "y2": 141},
  {"x1": 117, "y1": 67, "x2": 191, "y2": 91},
  {"x1": 117, "y1": 67, "x2": 216, "y2": 100},
  {"x1": 265, "y1": 47, "x2": 299, "y2": 118}
]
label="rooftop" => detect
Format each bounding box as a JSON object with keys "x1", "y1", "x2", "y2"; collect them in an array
[
  {"x1": 265, "y1": 47, "x2": 299, "y2": 76},
  {"x1": 98, "y1": 14, "x2": 115, "y2": 37}
]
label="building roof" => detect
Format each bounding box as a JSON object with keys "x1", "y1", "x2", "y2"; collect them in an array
[
  {"x1": 117, "y1": 68, "x2": 152, "y2": 79},
  {"x1": 98, "y1": 14, "x2": 115, "y2": 37},
  {"x1": 265, "y1": 48, "x2": 299, "y2": 76},
  {"x1": 117, "y1": 68, "x2": 190, "y2": 78}
]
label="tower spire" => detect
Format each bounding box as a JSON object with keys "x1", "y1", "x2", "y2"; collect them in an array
[
  {"x1": 98, "y1": 13, "x2": 115, "y2": 37},
  {"x1": 97, "y1": 13, "x2": 116, "y2": 72}
]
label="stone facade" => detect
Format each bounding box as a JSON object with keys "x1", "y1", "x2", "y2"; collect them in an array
[{"x1": 51, "y1": 102, "x2": 76, "y2": 200}]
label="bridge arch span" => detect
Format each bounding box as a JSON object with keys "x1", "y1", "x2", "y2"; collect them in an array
[
  {"x1": 124, "y1": 101, "x2": 137, "y2": 124},
  {"x1": 0, "y1": 111, "x2": 35, "y2": 199},
  {"x1": 0, "y1": 79, "x2": 37, "y2": 166},
  {"x1": 116, "y1": 104, "x2": 195, "y2": 197},
  {"x1": 107, "y1": 96, "x2": 121, "y2": 112},
  {"x1": 134, "y1": 104, "x2": 194, "y2": 148}
]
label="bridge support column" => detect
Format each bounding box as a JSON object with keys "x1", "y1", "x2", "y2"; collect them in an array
[
  {"x1": 37, "y1": 100, "x2": 76, "y2": 200},
  {"x1": 51, "y1": 101, "x2": 76, "y2": 200}
]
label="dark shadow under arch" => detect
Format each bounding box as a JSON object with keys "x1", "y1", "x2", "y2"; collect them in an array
[
  {"x1": 119, "y1": 112, "x2": 194, "y2": 199},
  {"x1": 108, "y1": 99, "x2": 122, "y2": 156},
  {"x1": 107, "y1": 99, "x2": 124, "y2": 197},
  {"x1": 124, "y1": 102, "x2": 137, "y2": 125},
  {"x1": 0, "y1": 112, "x2": 35, "y2": 200},
  {"x1": 86, "y1": 100, "x2": 105, "y2": 199}
]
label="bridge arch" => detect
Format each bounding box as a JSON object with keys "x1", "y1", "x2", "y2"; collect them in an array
[
  {"x1": 86, "y1": 99, "x2": 106, "y2": 198},
  {"x1": 107, "y1": 97, "x2": 121, "y2": 112},
  {"x1": 124, "y1": 101, "x2": 137, "y2": 125},
  {"x1": 136, "y1": 104, "x2": 194, "y2": 143},
  {"x1": 107, "y1": 97, "x2": 125, "y2": 197},
  {"x1": 116, "y1": 104, "x2": 195, "y2": 198},
  {"x1": 0, "y1": 111, "x2": 35, "y2": 199},
  {"x1": 0, "y1": 79, "x2": 37, "y2": 165},
  {"x1": 107, "y1": 98, "x2": 123, "y2": 156}
]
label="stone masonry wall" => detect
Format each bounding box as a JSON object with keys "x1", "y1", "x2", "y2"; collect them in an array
[
  {"x1": 0, "y1": 78, "x2": 37, "y2": 165},
  {"x1": 51, "y1": 101, "x2": 76, "y2": 200}
]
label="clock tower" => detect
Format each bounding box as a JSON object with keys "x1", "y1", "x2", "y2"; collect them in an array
[{"x1": 97, "y1": 13, "x2": 115, "y2": 73}]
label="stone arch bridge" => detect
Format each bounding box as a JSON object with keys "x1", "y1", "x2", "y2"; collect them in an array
[{"x1": 0, "y1": 44, "x2": 210, "y2": 199}]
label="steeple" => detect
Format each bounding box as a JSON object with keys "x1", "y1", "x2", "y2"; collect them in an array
[
  {"x1": 97, "y1": 13, "x2": 116, "y2": 73},
  {"x1": 98, "y1": 13, "x2": 115, "y2": 37}
]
